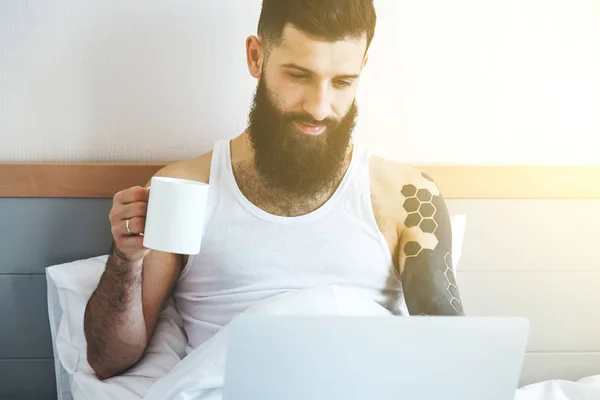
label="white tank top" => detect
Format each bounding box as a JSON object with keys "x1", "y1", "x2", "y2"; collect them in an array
[{"x1": 173, "y1": 139, "x2": 408, "y2": 354}]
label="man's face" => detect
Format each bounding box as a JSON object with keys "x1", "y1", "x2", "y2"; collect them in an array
[{"x1": 247, "y1": 24, "x2": 367, "y2": 196}]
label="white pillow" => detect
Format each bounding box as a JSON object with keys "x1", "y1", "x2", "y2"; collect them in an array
[
  {"x1": 450, "y1": 214, "x2": 467, "y2": 273},
  {"x1": 46, "y1": 255, "x2": 187, "y2": 400}
]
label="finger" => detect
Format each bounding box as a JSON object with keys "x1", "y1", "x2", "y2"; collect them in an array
[
  {"x1": 123, "y1": 217, "x2": 146, "y2": 236},
  {"x1": 116, "y1": 186, "x2": 150, "y2": 205},
  {"x1": 112, "y1": 201, "x2": 148, "y2": 221}
]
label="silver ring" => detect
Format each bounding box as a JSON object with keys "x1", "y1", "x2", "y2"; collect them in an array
[{"x1": 126, "y1": 218, "x2": 132, "y2": 235}]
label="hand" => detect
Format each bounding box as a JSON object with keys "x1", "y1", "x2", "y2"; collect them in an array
[{"x1": 109, "y1": 186, "x2": 151, "y2": 263}]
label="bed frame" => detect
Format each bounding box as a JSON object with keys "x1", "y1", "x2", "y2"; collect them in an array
[
  {"x1": 1, "y1": 162, "x2": 598, "y2": 399},
  {"x1": 1, "y1": 163, "x2": 599, "y2": 199}
]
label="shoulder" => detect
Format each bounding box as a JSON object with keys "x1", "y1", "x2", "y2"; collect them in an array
[
  {"x1": 368, "y1": 154, "x2": 443, "y2": 201},
  {"x1": 148, "y1": 151, "x2": 213, "y2": 186},
  {"x1": 368, "y1": 153, "x2": 450, "y2": 235}
]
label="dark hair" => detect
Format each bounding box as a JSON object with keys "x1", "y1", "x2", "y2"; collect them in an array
[{"x1": 257, "y1": 0, "x2": 376, "y2": 54}]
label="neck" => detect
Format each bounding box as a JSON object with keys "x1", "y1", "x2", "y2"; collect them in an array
[{"x1": 229, "y1": 130, "x2": 354, "y2": 217}]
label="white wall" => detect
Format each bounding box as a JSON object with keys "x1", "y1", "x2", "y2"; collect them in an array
[{"x1": 1, "y1": 0, "x2": 599, "y2": 163}]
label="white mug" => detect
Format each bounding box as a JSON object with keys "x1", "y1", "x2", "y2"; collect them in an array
[{"x1": 143, "y1": 176, "x2": 210, "y2": 255}]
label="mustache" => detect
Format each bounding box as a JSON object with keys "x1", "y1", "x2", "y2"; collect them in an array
[{"x1": 282, "y1": 113, "x2": 338, "y2": 127}]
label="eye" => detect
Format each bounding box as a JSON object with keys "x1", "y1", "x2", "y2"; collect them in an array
[
  {"x1": 289, "y1": 73, "x2": 308, "y2": 80},
  {"x1": 334, "y1": 80, "x2": 352, "y2": 89}
]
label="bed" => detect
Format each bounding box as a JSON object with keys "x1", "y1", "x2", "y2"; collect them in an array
[{"x1": 1, "y1": 162, "x2": 599, "y2": 399}]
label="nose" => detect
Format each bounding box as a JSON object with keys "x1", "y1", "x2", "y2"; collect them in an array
[{"x1": 302, "y1": 83, "x2": 332, "y2": 123}]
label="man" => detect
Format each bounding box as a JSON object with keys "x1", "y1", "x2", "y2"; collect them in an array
[{"x1": 84, "y1": 0, "x2": 463, "y2": 381}]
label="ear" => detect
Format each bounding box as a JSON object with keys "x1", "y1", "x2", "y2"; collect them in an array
[{"x1": 246, "y1": 35, "x2": 263, "y2": 79}]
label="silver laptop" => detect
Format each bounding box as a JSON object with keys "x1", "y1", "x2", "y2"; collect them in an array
[{"x1": 222, "y1": 315, "x2": 529, "y2": 400}]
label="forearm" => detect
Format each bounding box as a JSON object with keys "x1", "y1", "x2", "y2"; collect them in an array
[
  {"x1": 83, "y1": 245, "x2": 147, "y2": 379},
  {"x1": 401, "y1": 253, "x2": 463, "y2": 316}
]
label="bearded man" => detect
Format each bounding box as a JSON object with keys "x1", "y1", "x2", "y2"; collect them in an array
[{"x1": 84, "y1": 0, "x2": 463, "y2": 380}]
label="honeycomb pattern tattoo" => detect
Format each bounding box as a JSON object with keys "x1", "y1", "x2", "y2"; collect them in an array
[
  {"x1": 401, "y1": 181, "x2": 441, "y2": 255},
  {"x1": 400, "y1": 171, "x2": 463, "y2": 315},
  {"x1": 402, "y1": 185, "x2": 439, "y2": 238},
  {"x1": 444, "y1": 252, "x2": 463, "y2": 314}
]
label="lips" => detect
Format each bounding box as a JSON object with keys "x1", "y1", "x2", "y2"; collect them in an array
[{"x1": 294, "y1": 121, "x2": 326, "y2": 135}]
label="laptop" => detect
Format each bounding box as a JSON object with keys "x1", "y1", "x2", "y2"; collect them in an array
[{"x1": 222, "y1": 315, "x2": 530, "y2": 400}]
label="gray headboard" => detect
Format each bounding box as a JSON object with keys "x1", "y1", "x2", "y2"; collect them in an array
[{"x1": 0, "y1": 198, "x2": 113, "y2": 399}]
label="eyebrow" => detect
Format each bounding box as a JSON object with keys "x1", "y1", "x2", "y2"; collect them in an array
[{"x1": 281, "y1": 63, "x2": 360, "y2": 80}]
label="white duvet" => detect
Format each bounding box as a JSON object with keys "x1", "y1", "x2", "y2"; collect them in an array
[
  {"x1": 143, "y1": 285, "x2": 393, "y2": 400},
  {"x1": 142, "y1": 286, "x2": 600, "y2": 400},
  {"x1": 515, "y1": 376, "x2": 600, "y2": 400}
]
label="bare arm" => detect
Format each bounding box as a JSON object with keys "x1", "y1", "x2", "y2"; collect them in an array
[
  {"x1": 84, "y1": 244, "x2": 146, "y2": 379},
  {"x1": 84, "y1": 156, "x2": 211, "y2": 379},
  {"x1": 399, "y1": 173, "x2": 464, "y2": 316},
  {"x1": 83, "y1": 186, "x2": 182, "y2": 380}
]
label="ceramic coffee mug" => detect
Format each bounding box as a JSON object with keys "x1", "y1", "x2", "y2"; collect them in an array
[{"x1": 143, "y1": 176, "x2": 209, "y2": 255}]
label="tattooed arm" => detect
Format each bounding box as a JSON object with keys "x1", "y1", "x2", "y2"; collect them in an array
[{"x1": 398, "y1": 173, "x2": 464, "y2": 316}]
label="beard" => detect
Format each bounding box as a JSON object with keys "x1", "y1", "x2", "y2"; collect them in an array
[{"x1": 247, "y1": 76, "x2": 358, "y2": 197}]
